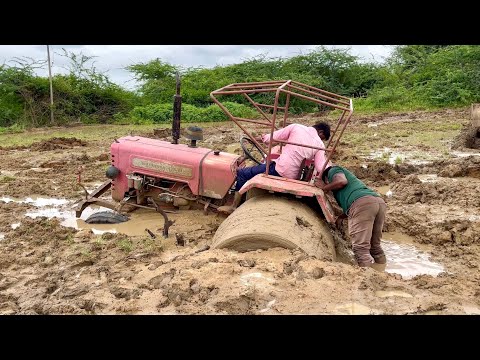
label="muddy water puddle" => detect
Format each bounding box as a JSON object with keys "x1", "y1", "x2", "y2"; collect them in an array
[
  {"x1": 367, "y1": 147, "x2": 435, "y2": 165},
  {"x1": 34, "y1": 205, "x2": 174, "y2": 237},
  {"x1": 2, "y1": 195, "x2": 210, "y2": 238},
  {"x1": 463, "y1": 305, "x2": 480, "y2": 315},
  {"x1": 375, "y1": 290, "x2": 413, "y2": 298},
  {"x1": 417, "y1": 174, "x2": 438, "y2": 183},
  {"x1": 382, "y1": 232, "x2": 444, "y2": 279},
  {"x1": 334, "y1": 303, "x2": 381, "y2": 315},
  {"x1": 73, "y1": 210, "x2": 178, "y2": 236},
  {"x1": 1, "y1": 196, "x2": 69, "y2": 206},
  {"x1": 451, "y1": 151, "x2": 480, "y2": 158},
  {"x1": 240, "y1": 272, "x2": 275, "y2": 288},
  {"x1": 0, "y1": 195, "x2": 168, "y2": 236},
  {"x1": 375, "y1": 185, "x2": 393, "y2": 197},
  {"x1": 1, "y1": 196, "x2": 446, "y2": 279}
]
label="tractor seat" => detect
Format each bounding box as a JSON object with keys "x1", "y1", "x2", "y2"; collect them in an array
[{"x1": 297, "y1": 158, "x2": 315, "y2": 182}]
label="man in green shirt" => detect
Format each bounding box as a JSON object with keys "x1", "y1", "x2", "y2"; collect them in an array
[{"x1": 315, "y1": 165, "x2": 387, "y2": 267}]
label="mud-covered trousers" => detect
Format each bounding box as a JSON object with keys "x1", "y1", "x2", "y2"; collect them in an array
[{"x1": 347, "y1": 195, "x2": 387, "y2": 266}]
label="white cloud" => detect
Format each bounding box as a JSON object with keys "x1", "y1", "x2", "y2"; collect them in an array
[{"x1": 0, "y1": 45, "x2": 393, "y2": 90}]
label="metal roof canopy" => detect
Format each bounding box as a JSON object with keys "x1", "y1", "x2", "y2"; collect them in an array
[{"x1": 210, "y1": 80, "x2": 354, "y2": 180}]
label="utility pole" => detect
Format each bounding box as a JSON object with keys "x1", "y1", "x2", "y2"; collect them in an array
[{"x1": 47, "y1": 45, "x2": 54, "y2": 124}]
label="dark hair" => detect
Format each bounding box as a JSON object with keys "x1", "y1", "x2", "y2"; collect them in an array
[
  {"x1": 322, "y1": 166, "x2": 333, "y2": 182},
  {"x1": 313, "y1": 122, "x2": 331, "y2": 140}
]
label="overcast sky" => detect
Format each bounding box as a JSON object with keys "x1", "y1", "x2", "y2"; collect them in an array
[{"x1": 0, "y1": 45, "x2": 394, "y2": 90}]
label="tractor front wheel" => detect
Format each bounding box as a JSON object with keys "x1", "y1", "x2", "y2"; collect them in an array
[{"x1": 85, "y1": 211, "x2": 129, "y2": 224}]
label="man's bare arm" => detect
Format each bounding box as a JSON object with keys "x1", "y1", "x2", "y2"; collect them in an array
[{"x1": 315, "y1": 173, "x2": 348, "y2": 191}]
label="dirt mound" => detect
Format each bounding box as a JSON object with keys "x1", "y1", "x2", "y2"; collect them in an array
[
  {"x1": 347, "y1": 161, "x2": 417, "y2": 185},
  {"x1": 153, "y1": 128, "x2": 171, "y2": 138},
  {"x1": 352, "y1": 108, "x2": 468, "y2": 126},
  {"x1": 0, "y1": 217, "x2": 77, "y2": 276},
  {"x1": 136, "y1": 127, "x2": 239, "y2": 152},
  {"x1": 390, "y1": 175, "x2": 480, "y2": 207},
  {"x1": 3, "y1": 217, "x2": 76, "y2": 246},
  {"x1": 421, "y1": 156, "x2": 480, "y2": 178},
  {"x1": 30, "y1": 137, "x2": 87, "y2": 151},
  {"x1": 387, "y1": 206, "x2": 480, "y2": 246},
  {"x1": 452, "y1": 124, "x2": 480, "y2": 150},
  {"x1": 0, "y1": 201, "x2": 31, "y2": 233}
]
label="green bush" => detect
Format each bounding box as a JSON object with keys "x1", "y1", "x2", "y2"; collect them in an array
[
  {"x1": 0, "y1": 123, "x2": 25, "y2": 134},
  {"x1": 127, "y1": 47, "x2": 385, "y2": 113},
  {"x1": 0, "y1": 51, "x2": 139, "y2": 128},
  {"x1": 128, "y1": 102, "x2": 258, "y2": 123},
  {"x1": 4, "y1": 45, "x2": 480, "y2": 129}
]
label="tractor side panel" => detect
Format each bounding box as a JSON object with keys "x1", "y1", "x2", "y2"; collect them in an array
[
  {"x1": 110, "y1": 136, "x2": 210, "y2": 201},
  {"x1": 200, "y1": 152, "x2": 240, "y2": 199},
  {"x1": 111, "y1": 142, "x2": 124, "y2": 201}
]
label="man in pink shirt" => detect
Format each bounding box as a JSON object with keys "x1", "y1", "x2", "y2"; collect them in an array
[{"x1": 219, "y1": 122, "x2": 331, "y2": 214}]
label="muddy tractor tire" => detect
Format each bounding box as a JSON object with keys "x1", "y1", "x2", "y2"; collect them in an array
[
  {"x1": 212, "y1": 196, "x2": 336, "y2": 261},
  {"x1": 85, "y1": 211, "x2": 129, "y2": 224}
]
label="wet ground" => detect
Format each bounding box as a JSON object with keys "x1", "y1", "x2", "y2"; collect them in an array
[{"x1": 0, "y1": 107, "x2": 479, "y2": 314}]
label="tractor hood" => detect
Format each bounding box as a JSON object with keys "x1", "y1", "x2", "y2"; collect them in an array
[{"x1": 110, "y1": 136, "x2": 240, "y2": 201}]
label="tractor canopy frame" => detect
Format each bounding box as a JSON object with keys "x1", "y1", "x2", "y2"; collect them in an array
[{"x1": 210, "y1": 80, "x2": 354, "y2": 181}]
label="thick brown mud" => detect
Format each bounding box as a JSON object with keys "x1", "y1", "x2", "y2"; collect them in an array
[{"x1": 1, "y1": 108, "x2": 479, "y2": 314}]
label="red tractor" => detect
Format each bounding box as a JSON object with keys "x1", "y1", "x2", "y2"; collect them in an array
[{"x1": 75, "y1": 80, "x2": 353, "y2": 261}]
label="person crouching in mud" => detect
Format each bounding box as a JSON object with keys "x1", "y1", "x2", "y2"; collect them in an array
[{"x1": 315, "y1": 165, "x2": 387, "y2": 268}]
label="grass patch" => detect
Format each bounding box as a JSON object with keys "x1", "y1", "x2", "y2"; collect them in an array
[
  {"x1": 141, "y1": 237, "x2": 164, "y2": 254},
  {"x1": 0, "y1": 175, "x2": 15, "y2": 183},
  {"x1": 92, "y1": 236, "x2": 107, "y2": 250},
  {"x1": 65, "y1": 234, "x2": 75, "y2": 245},
  {"x1": 117, "y1": 238, "x2": 134, "y2": 253},
  {"x1": 0, "y1": 121, "x2": 229, "y2": 148},
  {"x1": 0, "y1": 123, "x2": 25, "y2": 134},
  {"x1": 81, "y1": 247, "x2": 93, "y2": 260}
]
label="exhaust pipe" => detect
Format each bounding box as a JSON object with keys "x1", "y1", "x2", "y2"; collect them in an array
[{"x1": 172, "y1": 72, "x2": 181, "y2": 144}]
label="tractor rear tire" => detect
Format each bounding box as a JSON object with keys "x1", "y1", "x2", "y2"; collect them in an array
[
  {"x1": 85, "y1": 211, "x2": 129, "y2": 224},
  {"x1": 212, "y1": 196, "x2": 336, "y2": 261}
]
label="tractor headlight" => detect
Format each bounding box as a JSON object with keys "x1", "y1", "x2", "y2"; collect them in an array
[{"x1": 106, "y1": 166, "x2": 120, "y2": 179}]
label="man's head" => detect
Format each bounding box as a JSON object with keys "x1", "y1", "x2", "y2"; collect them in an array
[
  {"x1": 313, "y1": 122, "x2": 331, "y2": 141},
  {"x1": 322, "y1": 166, "x2": 333, "y2": 183}
]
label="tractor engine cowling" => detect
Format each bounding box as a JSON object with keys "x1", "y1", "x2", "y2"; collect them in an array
[{"x1": 109, "y1": 136, "x2": 240, "y2": 202}]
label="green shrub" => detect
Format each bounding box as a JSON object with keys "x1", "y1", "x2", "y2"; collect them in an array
[
  {"x1": 128, "y1": 102, "x2": 258, "y2": 123},
  {"x1": 4, "y1": 45, "x2": 480, "y2": 128}
]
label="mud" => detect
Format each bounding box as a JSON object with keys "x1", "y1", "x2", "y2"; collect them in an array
[
  {"x1": 421, "y1": 156, "x2": 480, "y2": 179},
  {"x1": 1, "y1": 107, "x2": 480, "y2": 314},
  {"x1": 452, "y1": 124, "x2": 480, "y2": 150},
  {"x1": 10, "y1": 137, "x2": 87, "y2": 151}
]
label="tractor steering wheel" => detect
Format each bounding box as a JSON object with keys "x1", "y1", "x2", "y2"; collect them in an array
[{"x1": 240, "y1": 136, "x2": 267, "y2": 165}]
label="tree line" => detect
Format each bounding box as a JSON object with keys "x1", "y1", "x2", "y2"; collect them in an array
[{"x1": 1, "y1": 45, "x2": 479, "y2": 129}]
